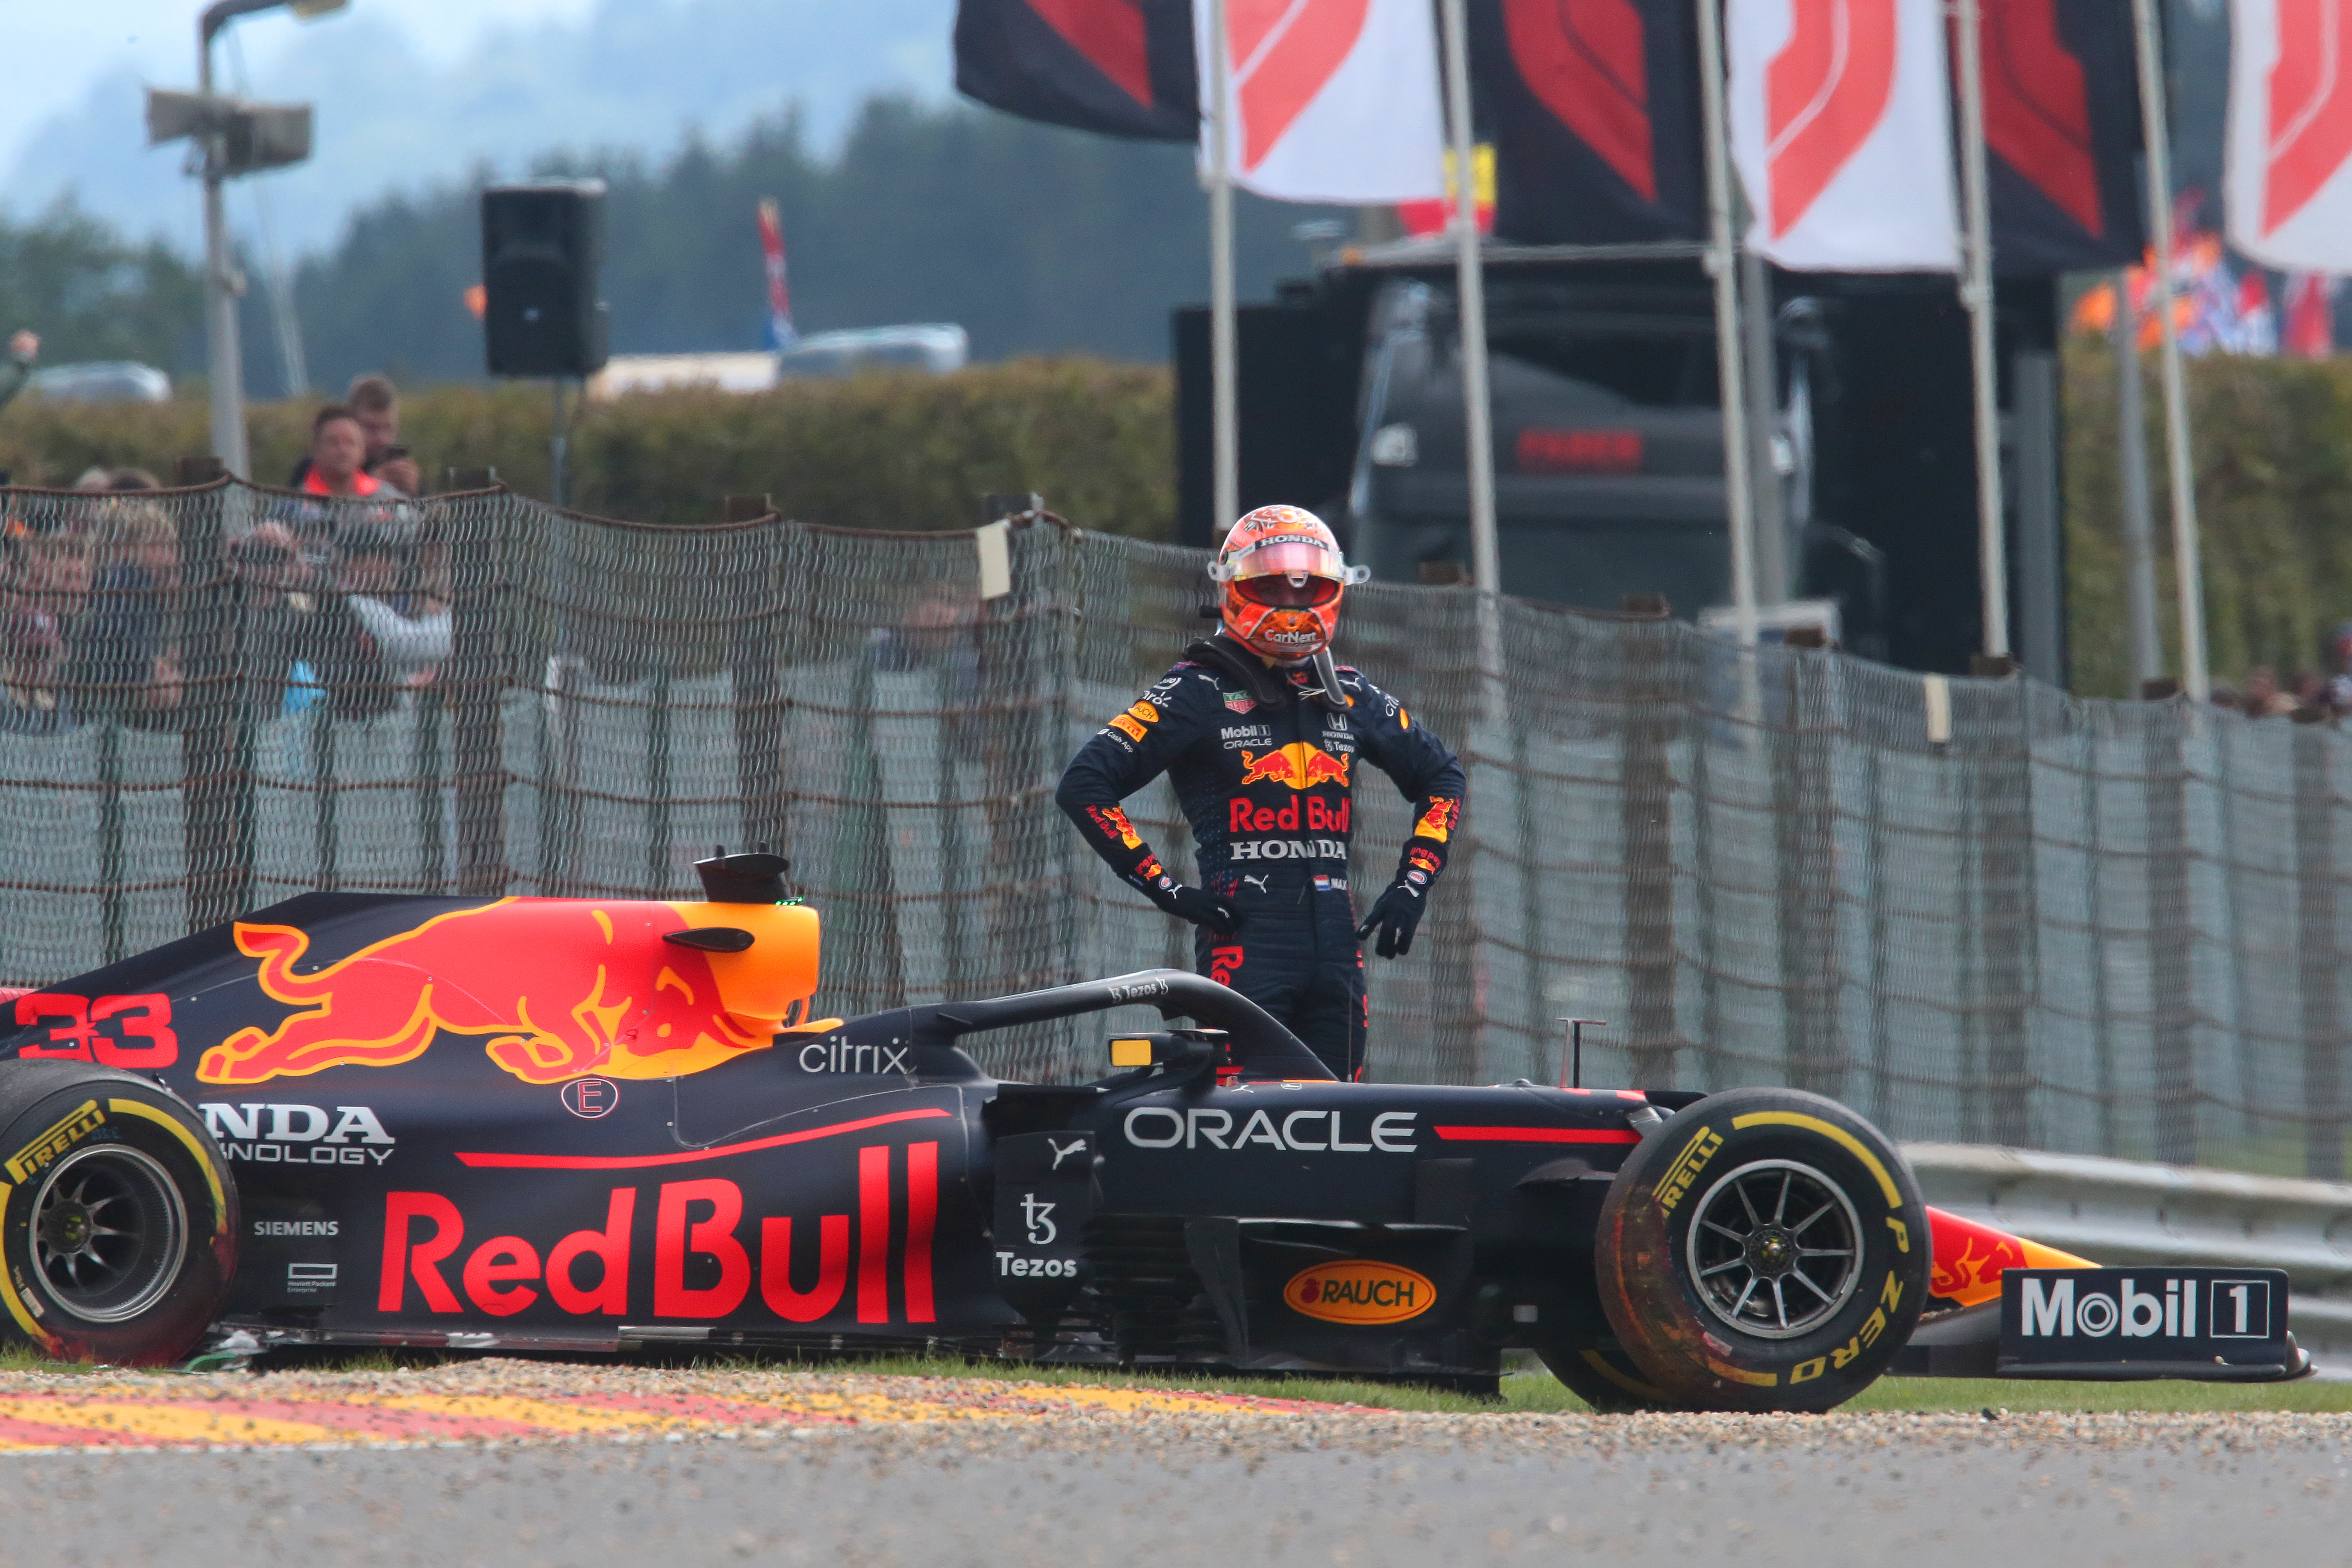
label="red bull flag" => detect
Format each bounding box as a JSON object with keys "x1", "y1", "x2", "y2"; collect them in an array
[
  {"x1": 1975, "y1": 0, "x2": 2147, "y2": 273},
  {"x1": 955, "y1": 0, "x2": 1201, "y2": 141},
  {"x1": 1472, "y1": 0, "x2": 1708, "y2": 246},
  {"x1": 1726, "y1": 0, "x2": 1960, "y2": 270},
  {"x1": 1197, "y1": 0, "x2": 1448, "y2": 203},
  {"x1": 2227, "y1": 0, "x2": 2352, "y2": 272}
]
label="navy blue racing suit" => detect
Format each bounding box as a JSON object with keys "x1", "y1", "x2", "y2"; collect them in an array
[{"x1": 1055, "y1": 649, "x2": 1465, "y2": 1080}]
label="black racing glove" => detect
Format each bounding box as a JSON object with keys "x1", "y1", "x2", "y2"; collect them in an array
[
  {"x1": 1153, "y1": 882, "x2": 1240, "y2": 935},
  {"x1": 1356, "y1": 880, "x2": 1426, "y2": 959}
]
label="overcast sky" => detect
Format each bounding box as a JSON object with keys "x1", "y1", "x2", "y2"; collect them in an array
[
  {"x1": 4, "y1": 0, "x2": 604, "y2": 175},
  {"x1": 4, "y1": 0, "x2": 956, "y2": 257}
]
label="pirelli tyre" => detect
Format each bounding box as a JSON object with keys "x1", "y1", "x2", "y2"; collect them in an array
[
  {"x1": 1533, "y1": 1323, "x2": 1678, "y2": 1413},
  {"x1": 0, "y1": 1061, "x2": 238, "y2": 1365},
  {"x1": 1594, "y1": 1087, "x2": 1928, "y2": 1412}
]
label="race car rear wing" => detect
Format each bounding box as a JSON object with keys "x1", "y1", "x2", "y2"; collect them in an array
[{"x1": 839, "y1": 968, "x2": 1333, "y2": 1082}]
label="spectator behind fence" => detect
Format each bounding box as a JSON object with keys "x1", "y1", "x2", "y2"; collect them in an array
[
  {"x1": 0, "y1": 533, "x2": 89, "y2": 730},
  {"x1": 0, "y1": 331, "x2": 37, "y2": 419},
  {"x1": 309, "y1": 527, "x2": 448, "y2": 720},
  {"x1": 303, "y1": 405, "x2": 380, "y2": 499},
  {"x1": 289, "y1": 374, "x2": 417, "y2": 496},
  {"x1": 64, "y1": 501, "x2": 181, "y2": 721},
  {"x1": 2242, "y1": 665, "x2": 2297, "y2": 718}
]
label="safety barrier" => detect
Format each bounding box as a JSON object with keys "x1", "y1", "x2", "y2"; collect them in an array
[
  {"x1": 1905, "y1": 1142, "x2": 2352, "y2": 1371},
  {"x1": 1, "y1": 478, "x2": 2350, "y2": 1181}
]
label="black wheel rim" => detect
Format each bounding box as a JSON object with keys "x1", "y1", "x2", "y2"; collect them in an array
[
  {"x1": 30, "y1": 1143, "x2": 187, "y2": 1324},
  {"x1": 1684, "y1": 1158, "x2": 1861, "y2": 1341}
]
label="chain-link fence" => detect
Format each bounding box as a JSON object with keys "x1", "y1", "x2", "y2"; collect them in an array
[{"x1": 0, "y1": 478, "x2": 2345, "y2": 1178}]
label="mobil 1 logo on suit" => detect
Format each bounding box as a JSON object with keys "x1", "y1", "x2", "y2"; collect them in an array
[{"x1": 1999, "y1": 1268, "x2": 2304, "y2": 1379}]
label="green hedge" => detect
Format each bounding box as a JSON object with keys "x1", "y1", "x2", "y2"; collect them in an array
[
  {"x1": 0, "y1": 357, "x2": 1177, "y2": 539},
  {"x1": 2066, "y1": 340, "x2": 2352, "y2": 697},
  {"x1": 11, "y1": 346, "x2": 2351, "y2": 692}
]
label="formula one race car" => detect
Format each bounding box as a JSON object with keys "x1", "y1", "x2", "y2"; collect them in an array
[{"x1": 0, "y1": 855, "x2": 2308, "y2": 1407}]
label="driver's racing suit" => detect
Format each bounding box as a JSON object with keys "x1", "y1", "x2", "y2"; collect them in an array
[{"x1": 1055, "y1": 652, "x2": 1464, "y2": 1080}]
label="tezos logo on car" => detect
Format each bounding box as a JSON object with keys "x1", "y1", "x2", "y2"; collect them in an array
[
  {"x1": 200, "y1": 1103, "x2": 395, "y2": 1164},
  {"x1": 1286, "y1": 1260, "x2": 1435, "y2": 1324}
]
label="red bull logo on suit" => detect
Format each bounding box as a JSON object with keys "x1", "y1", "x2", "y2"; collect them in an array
[{"x1": 1236, "y1": 744, "x2": 1351, "y2": 790}]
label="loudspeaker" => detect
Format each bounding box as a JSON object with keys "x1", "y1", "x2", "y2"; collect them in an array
[{"x1": 481, "y1": 181, "x2": 609, "y2": 378}]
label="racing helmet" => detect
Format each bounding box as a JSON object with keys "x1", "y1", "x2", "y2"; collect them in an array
[{"x1": 1209, "y1": 506, "x2": 1369, "y2": 661}]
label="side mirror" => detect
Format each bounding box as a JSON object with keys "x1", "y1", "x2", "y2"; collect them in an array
[{"x1": 1107, "y1": 1029, "x2": 1227, "y2": 1072}]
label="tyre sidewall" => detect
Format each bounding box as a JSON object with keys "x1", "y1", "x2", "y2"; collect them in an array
[
  {"x1": 0, "y1": 1065, "x2": 237, "y2": 1365},
  {"x1": 1596, "y1": 1088, "x2": 1927, "y2": 1411}
]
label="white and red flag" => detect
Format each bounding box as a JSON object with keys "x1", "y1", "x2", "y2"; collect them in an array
[
  {"x1": 1725, "y1": 0, "x2": 1959, "y2": 270},
  {"x1": 2226, "y1": 0, "x2": 2352, "y2": 271},
  {"x1": 1197, "y1": 0, "x2": 1446, "y2": 203},
  {"x1": 756, "y1": 198, "x2": 795, "y2": 349}
]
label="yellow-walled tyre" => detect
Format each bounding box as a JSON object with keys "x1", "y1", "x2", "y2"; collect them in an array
[
  {"x1": 1595, "y1": 1087, "x2": 1927, "y2": 1412},
  {"x1": 0, "y1": 1061, "x2": 238, "y2": 1365}
]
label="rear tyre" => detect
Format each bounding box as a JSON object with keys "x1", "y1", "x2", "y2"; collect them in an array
[
  {"x1": 0, "y1": 1061, "x2": 238, "y2": 1365},
  {"x1": 1594, "y1": 1087, "x2": 1927, "y2": 1412}
]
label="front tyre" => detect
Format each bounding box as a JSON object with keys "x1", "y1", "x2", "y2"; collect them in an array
[
  {"x1": 0, "y1": 1061, "x2": 238, "y2": 1365},
  {"x1": 1595, "y1": 1087, "x2": 1926, "y2": 1412}
]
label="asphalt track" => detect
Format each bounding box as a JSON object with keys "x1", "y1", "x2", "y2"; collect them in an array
[{"x1": 4, "y1": 1368, "x2": 2350, "y2": 1566}]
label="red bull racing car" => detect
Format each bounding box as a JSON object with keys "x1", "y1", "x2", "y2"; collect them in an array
[{"x1": 0, "y1": 855, "x2": 2307, "y2": 1406}]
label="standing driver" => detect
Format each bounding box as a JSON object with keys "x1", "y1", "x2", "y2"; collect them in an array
[{"x1": 1056, "y1": 506, "x2": 1465, "y2": 1081}]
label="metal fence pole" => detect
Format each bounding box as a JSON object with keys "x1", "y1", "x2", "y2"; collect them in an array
[
  {"x1": 1981, "y1": 677, "x2": 2037, "y2": 1147},
  {"x1": 448, "y1": 495, "x2": 511, "y2": 898},
  {"x1": 178, "y1": 470, "x2": 253, "y2": 927},
  {"x1": 1772, "y1": 649, "x2": 1841, "y2": 1095},
  {"x1": 2147, "y1": 701, "x2": 2198, "y2": 1163},
  {"x1": 2294, "y1": 717, "x2": 2343, "y2": 1179},
  {"x1": 726, "y1": 497, "x2": 788, "y2": 861},
  {"x1": 1621, "y1": 611, "x2": 1686, "y2": 1086}
]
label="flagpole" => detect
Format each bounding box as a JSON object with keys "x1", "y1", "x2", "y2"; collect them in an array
[
  {"x1": 1695, "y1": 0, "x2": 1758, "y2": 648},
  {"x1": 1207, "y1": 0, "x2": 1239, "y2": 533},
  {"x1": 2131, "y1": 0, "x2": 2208, "y2": 700},
  {"x1": 1438, "y1": 0, "x2": 1498, "y2": 595},
  {"x1": 1952, "y1": 0, "x2": 2009, "y2": 663}
]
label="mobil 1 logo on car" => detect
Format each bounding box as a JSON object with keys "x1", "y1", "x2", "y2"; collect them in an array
[{"x1": 1999, "y1": 1268, "x2": 2306, "y2": 1380}]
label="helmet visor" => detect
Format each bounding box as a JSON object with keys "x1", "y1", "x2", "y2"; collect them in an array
[
  {"x1": 1234, "y1": 571, "x2": 1341, "y2": 608},
  {"x1": 1228, "y1": 540, "x2": 1346, "y2": 583}
]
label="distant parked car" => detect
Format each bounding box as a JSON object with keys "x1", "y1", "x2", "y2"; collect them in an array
[
  {"x1": 585, "y1": 352, "x2": 782, "y2": 401},
  {"x1": 775, "y1": 324, "x2": 968, "y2": 379},
  {"x1": 30, "y1": 362, "x2": 172, "y2": 404}
]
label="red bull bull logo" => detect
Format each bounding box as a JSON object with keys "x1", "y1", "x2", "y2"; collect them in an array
[
  {"x1": 1086, "y1": 805, "x2": 1144, "y2": 851},
  {"x1": 1236, "y1": 744, "x2": 1351, "y2": 790},
  {"x1": 1412, "y1": 797, "x2": 1461, "y2": 843},
  {"x1": 198, "y1": 898, "x2": 824, "y2": 1088}
]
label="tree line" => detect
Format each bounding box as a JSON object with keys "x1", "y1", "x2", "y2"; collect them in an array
[{"x1": 0, "y1": 95, "x2": 1342, "y2": 395}]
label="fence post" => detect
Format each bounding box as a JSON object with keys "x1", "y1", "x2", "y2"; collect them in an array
[
  {"x1": 1974, "y1": 660, "x2": 2035, "y2": 1147},
  {"x1": 726, "y1": 496, "x2": 788, "y2": 859},
  {"x1": 1619, "y1": 597, "x2": 1686, "y2": 1087},
  {"x1": 2145, "y1": 694, "x2": 2198, "y2": 1164},
  {"x1": 2294, "y1": 714, "x2": 2343, "y2": 1179},
  {"x1": 177, "y1": 461, "x2": 253, "y2": 928},
  {"x1": 1772, "y1": 639, "x2": 1842, "y2": 1096},
  {"x1": 447, "y1": 495, "x2": 509, "y2": 898}
]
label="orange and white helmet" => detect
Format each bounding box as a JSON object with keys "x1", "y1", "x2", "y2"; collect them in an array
[{"x1": 1210, "y1": 506, "x2": 1368, "y2": 661}]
